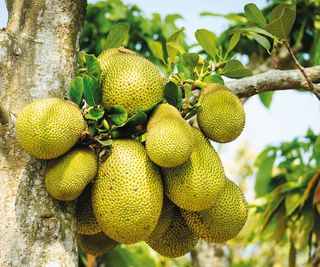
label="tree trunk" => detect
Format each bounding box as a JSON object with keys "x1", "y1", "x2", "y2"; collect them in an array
[
  {"x1": 0, "y1": 0, "x2": 86, "y2": 266},
  {"x1": 191, "y1": 240, "x2": 231, "y2": 267}
]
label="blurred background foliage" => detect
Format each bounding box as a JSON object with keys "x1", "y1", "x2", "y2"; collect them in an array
[{"x1": 79, "y1": 0, "x2": 320, "y2": 266}]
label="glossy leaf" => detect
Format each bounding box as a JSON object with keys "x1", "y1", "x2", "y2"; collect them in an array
[
  {"x1": 84, "y1": 107, "x2": 104, "y2": 121},
  {"x1": 195, "y1": 29, "x2": 217, "y2": 59},
  {"x1": 204, "y1": 74, "x2": 225, "y2": 85},
  {"x1": 83, "y1": 74, "x2": 101, "y2": 106},
  {"x1": 226, "y1": 33, "x2": 241, "y2": 56},
  {"x1": 85, "y1": 54, "x2": 101, "y2": 78},
  {"x1": 68, "y1": 76, "x2": 84, "y2": 105},
  {"x1": 104, "y1": 23, "x2": 130, "y2": 50},
  {"x1": 126, "y1": 111, "x2": 148, "y2": 129},
  {"x1": 108, "y1": 105, "x2": 128, "y2": 126},
  {"x1": 259, "y1": 91, "x2": 274, "y2": 108},
  {"x1": 147, "y1": 40, "x2": 165, "y2": 63},
  {"x1": 182, "y1": 53, "x2": 199, "y2": 69},
  {"x1": 166, "y1": 41, "x2": 185, "y2": 55},
  {"x1": 167, "y1": 27, "x2": 185, "y2": 64},
  {"x1": 251, "y1": 33, "x2": 271, "y2": 53},
  {"x1": 163, "y1": 81, "x2": 183, "y2": 109},
  {"x1": 265, "y1": 6, "x2": 296, "y2": 39},
  {"x1": 221, "y1": 59, "x2": 252, "y2": 78},
  {"x1": 244, "y1": 3, "x2": 266, "y2": 27},
  {"x1": 230, "y1": 27, "x2": 275, "y2": 39},
  {"x1": 96, "y1": 139, "x2": 113, "y2": 147}
]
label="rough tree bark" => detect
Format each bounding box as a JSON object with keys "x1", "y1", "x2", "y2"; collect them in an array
[{"x1": 0, "y1": 1, "x2": 86, "y2": 266}]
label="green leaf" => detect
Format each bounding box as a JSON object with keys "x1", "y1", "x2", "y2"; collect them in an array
[
  {"x1": 203, "y1": 74, "x2": 224, "y2": 85},
  {"x1": 265, "y1": 6, "x2": 296, "y2": 39},
  {"x1": 230, "y1": 27, "x2": 275, "y2": 39},
  {"x1": 84, "y1": 107, "x2": 104, "y2": 121},
  {"x1": 285, "y1": 191, "x2": 302, "y2": 216},
  {"x1": 125, "y1": 111, "x2": 148, "y2": 129},
  {"x1": 220, "y1": 59, "x2": 252, "y2": 78},
  {"x1": 182, "y1": 53, "x2": 199, "y2": 69},
  {"x1": 147, "y1": 40, "x2": 165, "y2": 63},
  {"x1": 244, "y1": 3, "x2": 267, "y2": 27},
  {"x1": 226, "y1": 33, "x2": 241, "y2": 56},
  {"x1": 164, "y1": 82, "x2": 183, "y2": 109},
  {"x1": 166, "y1": 42, "x2": 185, "y2": 55},
  {"x1": 104, "y1": 23, "x2": 130, "y2": 50},
  {"x1": 68, "y1": 76, "x2": 84, "y2": 105},
  {"x1": 83, "y1": 74, "x2": 101, "y2": 106},
  {"x1": 108, "y1": 105, "x2": 128, "y2": 126},
  {"x1": 85, "y1": 54, "x2": 101, "y2": 78},
  {"x1": 251, "y1": 33, "x2": 271, "y2": 53},
  {"x1": 195, "y1": 29, "x2": 217, "y2": 59},
  {"x1": 167, "y1": 27, "x2": 185, "y2": 64},
  {"x1": 255, "y1": 148, "x2": 276, "y2": 197},
  {"x1": 259, "y1": 91, "x2": 274, "y2": 108},
  {"x1": 96, "y1": 139, "x2": 113, "y2": 147}
]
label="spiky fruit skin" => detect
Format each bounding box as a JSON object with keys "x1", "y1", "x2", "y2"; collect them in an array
[
  {"x1": 182, "y1": 178, "x2": 248, "y2": 243},
  {"x1": 146, "y1": 196, "x2": 175, "y2": 241},
  {"x1": 98, "y1": 48, "x2": 164, "y2": 116},
  {"x1": 147, "y1": 206, "x2": 198, "y2": 258},
  {"x1": 77, "y1": 232, "x2": 118, "y2": 256},
  {"x1": 16, "y1": 98, "x2": 86, "y2": 159},
  {"x1": 92, "y1": 140, "x2": 163, "y2": 244},
  {"x1": 162, "y1": 127, "x2": 225, "y2": 211},
  {"x1": 197, "y1": 89, "x2": 245, "y2": 143},
  {"x1": 76, "y1": 183, "x2": 100, "y2": 235},
  {"x1": 45, "y1": 147, "x2": 98, "y2": 201},
  {"x1": 146, "y1": 103, "x2": 195, "y2": 168},
  {"x1": 147, "y1": 103, "x2": 181, "y2": 130}
]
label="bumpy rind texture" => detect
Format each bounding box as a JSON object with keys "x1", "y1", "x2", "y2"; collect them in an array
[
  {"x1": 92, "y1": 140, "x2": 163, "y2": 244},
  {"x1": 147, "y1": 206, "x2": 198, "y2": 258},
  {"x1": 162, "y1": 127, "x2": 226, "y2": 211},
  {"x1": 45, "y1": 147, "x2": 98, "y2": 201},
  {"x1": 197, "y1": 89, "x2": 245, "y2": 143},
  {"x1": 98, "y1": 48, "x2": 164, "y2": 116},
  {"x1": 147, "y1": 103, "x2": 181, "y2": 130},
  {"x1": 76, "y1": 183, "x2": 100, "y2": 235},
  {"x1": 16, "y1": 98, "x2": 86, "y2": 159},
  {"x1": 146, "y1": 117, "x2": 195, "y2": 168},
  {"x1": 77, "y1": 232, "x2": 118, "y2": 256},
  {"x1": 182, "y1": 178, "x2": 248, "y2": 243},
  {"x1": 146, "y1": 196, "x2": 175, "y2": 241}
]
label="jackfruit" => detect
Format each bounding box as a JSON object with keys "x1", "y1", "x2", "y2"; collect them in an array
[
  {"x1": 162, "y1": 127, "x2": 225, "y2": 211},
  {"x1": 98, "y1": 48, "x2": 164, "y2": 116},
  {"x1": 197, "y1": 88, "x2": 245, "y2": 143},
  {"x1": 16, "y1": 98, "x2": 85, "y2": 159},
  {"x1": 146, "y1": 196, "x2": 175, "y2": 241},
  {"x1": 147, "y1": 206, "x2": 198, "y2": 258},
  {"x1": 182, "y1": 178, "x2": 248, "y2": 243},
  {"x1": 92, "y1": 139, "x2": 163, "y2": 244},
  {"x1": 45, "y1": 147, "x2": 98, "y2": 201},
  {"x1": 146, "y1": 104, "x2": 195, "y2": 168},
  {"x1": 147, "y1": 103, "x2": 181, "y2": 130},
  {"x1": 77, "y1": 232, "x2": 118, "y2": 256},
  {"x1": 76, "y1": 183, "x2": 100, "y2": 235}
]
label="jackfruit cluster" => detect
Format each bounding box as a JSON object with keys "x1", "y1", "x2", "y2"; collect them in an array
[{"x1": 15, "y1": 47, "x2": 248, "y2": 259}]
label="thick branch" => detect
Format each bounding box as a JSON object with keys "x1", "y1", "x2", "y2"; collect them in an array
[{"x1": 226, "y1": 66, "x2": 320, "y2": 99}]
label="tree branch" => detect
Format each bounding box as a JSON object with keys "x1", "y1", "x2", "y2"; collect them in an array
[{"x1": 226, "y1": 66, "x2": 320, "y2": 99}]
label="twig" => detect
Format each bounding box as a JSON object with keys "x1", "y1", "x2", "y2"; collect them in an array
[{"x1": 285, "y1": 41, "x2": 320, "y2": 101}]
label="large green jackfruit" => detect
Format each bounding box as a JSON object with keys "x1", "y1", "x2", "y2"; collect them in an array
[
  {"x1": 92, "y1": 139, "x2": 163, "y2": 244},
  {"x1": 162, "y1": 127, "x2": 225, "y2": 211},
  {"x1": 182, "y1": 178, "x2": 248, "y2": 243}
]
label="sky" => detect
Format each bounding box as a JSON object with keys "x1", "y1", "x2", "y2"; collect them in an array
[{"x1": 1, "y1": 0, "x2": 319, "y2": 179}]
